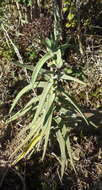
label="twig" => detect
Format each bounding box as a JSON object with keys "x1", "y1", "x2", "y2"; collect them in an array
[
  {"x1": 1, "y1": 23, "x2": 30, "y2": 82},
  {"x1": 15, "y1": 1, "x2": 23, "y2": 26}
]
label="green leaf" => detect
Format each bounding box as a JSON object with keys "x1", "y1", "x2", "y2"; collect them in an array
[
  {"x1": 10, "y1": 84, "x2": 33, "y2": 113},
  {"x1": 24, "y1": 95, "x2": 40, "y2": 109},
  {"x1": 56, "y1": 129, "x2": 67, "y2": 178},
  {"x1": 62, "y1": 92, "x2": 88, "y2": 124},
  {"x1": 62, "y1": 125, "x2": 76, "y2": 172},
  {"x1": 45, "y1": 38, "x2": 52, "y2": 49},
  {"x1": 67, "y1": 13, "x2": 75, "y2": 21},
  {"x1": 37, "y1": 89, "x2": 55, "y2": 154},
  {"x1": 42, "y1": 112, "x2": 52, "y2": 160},
  {"x1": 63, "y1": 7, "x2": 68, "y2": 12},
  {"x1": 33, "y1": 82, "x2": 53, "y2": 122},
  {"x1": 10, "y1": 115, "x2": 43, "y2": 161},
  {"x1": 12, "y1": 134, "x2": 40, "y2": 165},
  {"x1": 7, "y1": 105, "x2": 32, "y2": 123},
  {"x1": 56, "y1": 49, "x2": 63, "y2": 68},
  {"x1": 11, "y1": 62, "x2": 48, "y2": 74},
  {"x1": 28, "y1": 0, "x2": 32, "y2": 6},
  {"x1": 31, "y1": 53, "x2": 53, "y2": 84},
  {"x1": 35, "y1": 81, "x2": 48, "y2": 88},
  {"x1": 66, "y1": 136, "x2": 76, "y2": 172},
  {"x1": 61, "y1": 74, "x2": 86, "y2": 85},
  {"x1": 66, "y1": 23, "x2": 72, "y2": 28},
  {"x1": 7, "y1": 95, "x2": 41, "y2": 123},
  {"x1": 11, "y1": 61, "x2": 34, "y2": 71}
]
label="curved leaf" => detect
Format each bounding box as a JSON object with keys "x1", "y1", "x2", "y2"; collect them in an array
[
  {"x1": 31, "y1": 52, "x2": 53, "y2": 83},
  {"x1": 10, "y1": 84, "x2": 32, "y2": 113},
  {"x1": 62, "y1": 92, "x2": 88, "y2": 124},
  {"x1": 12, "y1": 134, "x2": 40, "y2": 165}
]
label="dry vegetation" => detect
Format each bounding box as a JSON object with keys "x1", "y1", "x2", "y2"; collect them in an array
[{"x1": 0, "y1": 0, "x2": 102, "y2": 190}]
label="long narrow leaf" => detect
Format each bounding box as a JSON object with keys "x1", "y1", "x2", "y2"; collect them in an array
[
  {"x1": 56, "y1": 130, "x2": 67, "y2": 178},
  {"x1": 10, "y1": 116, "x2": 42, "y2": 159},
  {"x1": 33, "y1": 82, "x2": 53, "y2": 122},
  {"x1": 42, "y1": 112, "x2": 52, "y2": 160},
  {"x1": 37, "y1": 90, "x2": 55, "y2": 151},
  {"x1": 62, "y1": 125, "x2": 76, "y2": 172},
  {"x1": 10, "y1": 84, "x2": 32, "y2": 113},
  {"x1": 31, "y1": 52, "x2": 53, "y2": 83},
  {"x1": 12, "y1": 134, "x2": 40, "y2": 165},
  {"x1": 24, "y1": 96, "x2": 40, "y2": 109},
  {"x1": 56, "y1": 49, "x2": 63, "y2": 68},
  {"x1": 61, "y1": 74, "x2": 86, "y2": 85},
  {"x1": 11, "y1": 61, "x2": 34, "y2": 71},
  {"x1": 62, "y1": 92, "x2": 88, "y2": 124},
  {"x1": 7, "y1": 105, "x2": 32, "y2": 123},
  {"x1": 66, "y1": 136, "x2": 76, "y2": 173},
  {"x1": 11, "y1": 61, "x2": 48, "y2": 74}
]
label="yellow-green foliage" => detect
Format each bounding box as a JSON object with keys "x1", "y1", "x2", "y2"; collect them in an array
[
  {"x1": 0, "y1": 46, "x2": 14, "y2": 60},
  {"x1": 63, "y1": 0, "x2": 76, "y2": 28},
  {"x1": 0, "y1": 39, "x2": 15, "y2": 60}
]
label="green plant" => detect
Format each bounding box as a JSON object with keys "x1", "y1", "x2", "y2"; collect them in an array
[
  {"x1": 6, "y1": 0, "x2": 88, "y2": 178},
  {"x1": 7, "y1": 34, "x2": 88, "y2": 178},
  {"x1": 25, "y1": 46, "x2": 38, "y2": 62},
  {"x1": 63, "y1": 0, "x2": 77, "y2": 29},
  {"x1": 15, "y1": 0, "x2": 32, "y2": 7}
]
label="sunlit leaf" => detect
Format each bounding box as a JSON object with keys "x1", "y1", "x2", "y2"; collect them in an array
[
  {"x1": 10, "y1": 115, "x2": 43, "y2": 160},
  {"x1": 62, "y1": 125, "x2": 76, "y2": 172},
  {"x1": 67, "y1": 13, "x2": 75, "y2": 21},
  {"x1": 61, "y1": 74, "x2": 86, "y2": 85},
  {"x1": 42, "y1": 112, "x2": 52, "y2": 160},
  {"x1": 62, "y1": 92, "x2": 88, "y2": 124},
  {"x1": 56, "y1": 49, "x2": 63, "y2": 68},
  {"x1": 37, "y1": 89, "x2": 55, "y2": 153},
  {"x1": 33, "y1": 82, "x2": 53, "y2": 122},
  {"x1": 31, "y1": 52, "x2": 53, "y2": 83},
  {"x1": 10, "y1": 84, "x2": 33, "y2": 113},
  {"x1": 12, "y1": 134, "x2": 40, "y2": 165},
  {"x1": 56, "y1": 130, "x2": 67, "y2": 178},
  {"x1": 7, "y1": 105, "x2": 32, "y2": 123}
]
